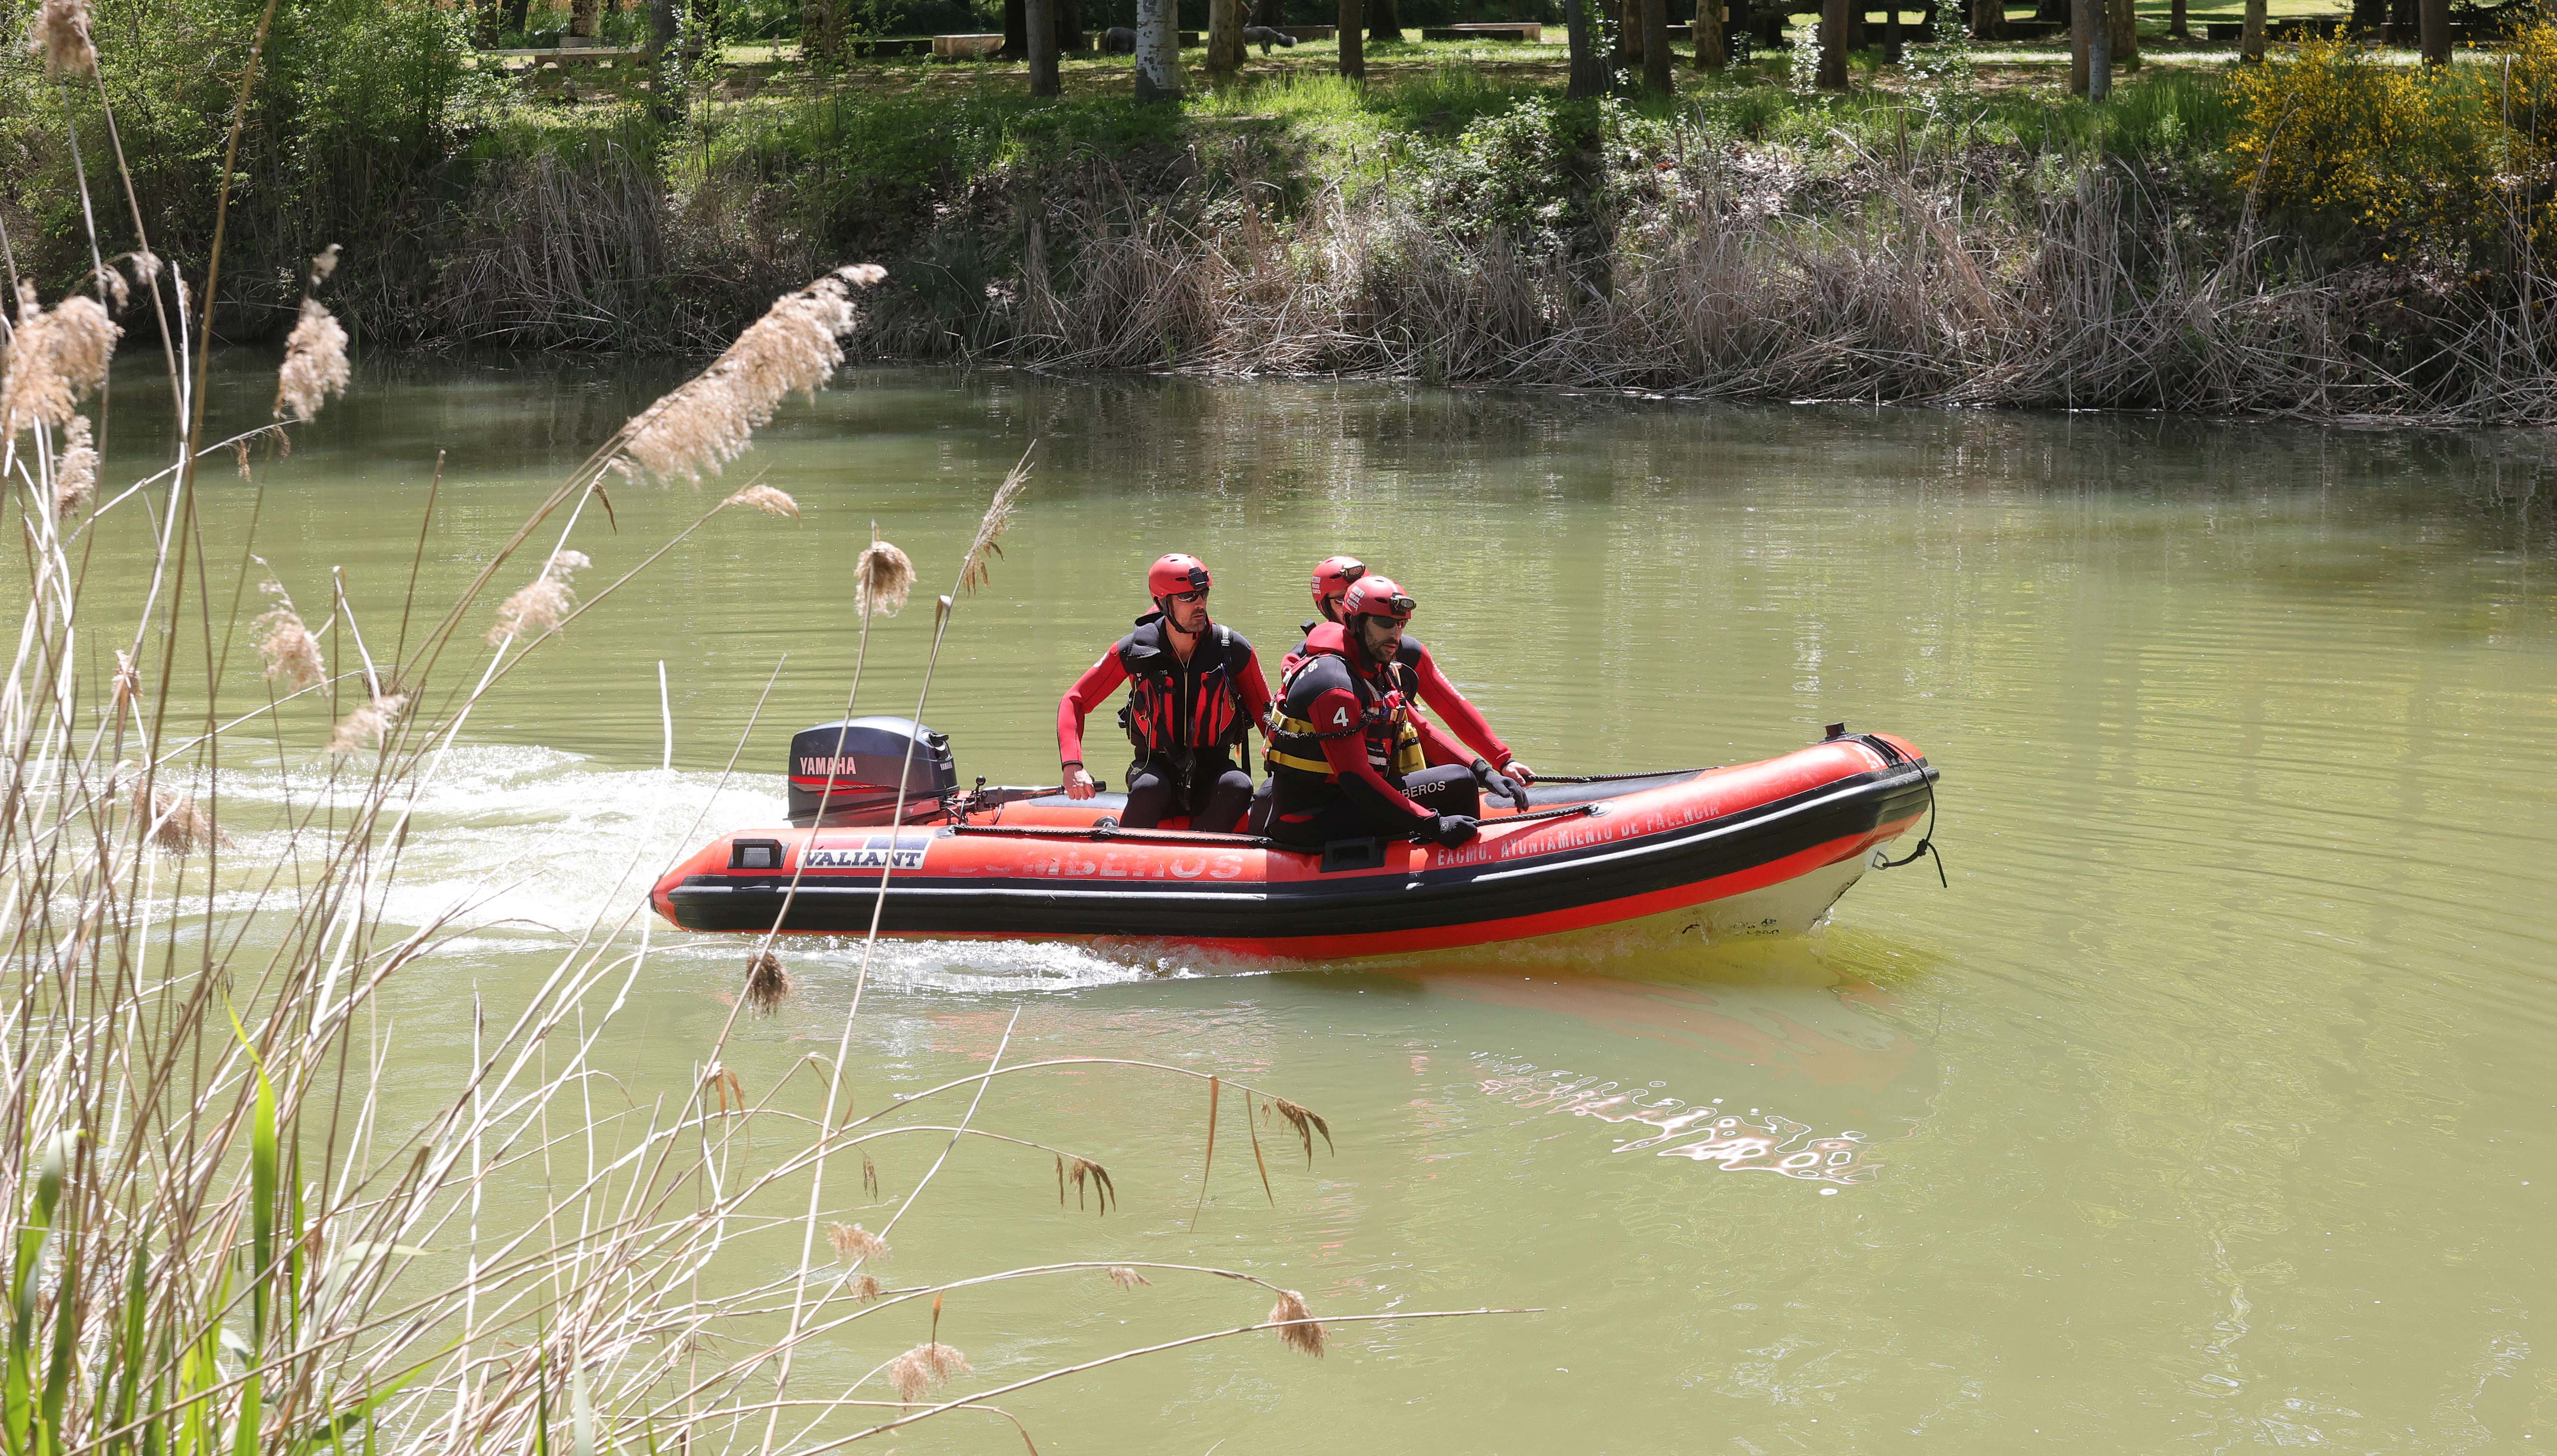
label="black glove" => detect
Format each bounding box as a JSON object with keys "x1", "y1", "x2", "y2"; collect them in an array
[
  {"x1": 1471, "y1": 757, "x2": 1530, "y2": 812},
  {"x1": 1414, "y1": 814, "x2": 1478, "y2": 848}
]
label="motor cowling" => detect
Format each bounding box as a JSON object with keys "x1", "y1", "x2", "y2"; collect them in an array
[{"x1": 787, "y1": 717, "x2": 959, "y2": 827}]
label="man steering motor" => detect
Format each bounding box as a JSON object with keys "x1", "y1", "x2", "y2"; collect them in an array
[{"x1": 1057, "y1": 553, "x2": 1274, "y2": 833}]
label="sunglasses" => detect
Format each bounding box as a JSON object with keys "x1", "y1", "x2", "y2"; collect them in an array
[{"x1": 1170, "y1": 587, "x2": 1210, "y2": 604}]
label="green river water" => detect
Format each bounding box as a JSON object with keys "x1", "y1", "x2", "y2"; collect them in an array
[{"x1": 67, "y1": 357, "x2": 2557, "y2": 1453}]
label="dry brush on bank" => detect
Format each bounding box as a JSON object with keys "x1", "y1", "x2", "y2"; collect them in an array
[{"x1": 1, "y1": 8, "x2": 1513, "y2": 1454}]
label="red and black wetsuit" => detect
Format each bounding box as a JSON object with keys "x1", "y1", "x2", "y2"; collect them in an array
[
  {"x1": 1266, "y1": 623, "x2": 1481, "y2": 847},
  {"x1": 1058, "y1": 613, "x2": 1274, "y2": 832},
  {"x1": 1282, "y1": 621, "x2": 1520, "y2": 774}
]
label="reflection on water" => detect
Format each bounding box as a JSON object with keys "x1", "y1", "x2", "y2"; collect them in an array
[{"x1": 1473, "y1": 1059, "x2": 1881, "y2": 1187}]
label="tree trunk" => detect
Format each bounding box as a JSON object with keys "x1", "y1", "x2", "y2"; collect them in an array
[
  {"x1": 2086, "y1": 0, "x2": 2109, "y2": 96},
  {"x1": 1029, "y1": 0, "x2": 1060, "y2": 91},
  {"x1": 688, "y1": 0, "x2": 719, "y2": 57},
  {"x1": 1640, "y1": 0, "x2": 1671, "y2": 89},
  {"x1": 1567, "y1": 0, "x2": 1607, "y2": 94},
  {"x1": 1970, "y1": 0, "x2": 1999, "y2": 42},
  {"x1": 1061, "y1": 0, "x2": 1085, "y2": 52},
  {"x1": 475, "y1": 0, "x2": 506, "y2": 44},
  {"x1": 647, "y1": 0, "x2": 686, "y2": 120},
  {"x1": 799, "y1": 0, "x2": 841, "y2": 63},
  {"x1": 2241, "y1": 0, "x2": 2265, "y2": 59},
  {"x1": 1819, "y1": 0, "x2": 1849, "y2": 87},
  {"x1": 1136, "y1": 0, "x2": 1183, "y2": 94},
  {"x1": 2419, "y1": 0, "x2": 2447, "y2": 62},
  {"x1": 2107, "y1": 0, "x2": 2135, "y2": 68},
  {"x1": 571, "y1": 0, "x2": 600, "y2": 36},
  {"x1": 1610, "y1": 0, "x2": 1639, "y2": 78},
  {"x1": 2069, "y1": 0, "x2": 2087, "y2": 89},
  {"x1": 1695, "y1": 0, "x2": 1726, "y2": 66},
  {"x1": 1370, "y1": 0, "x2": 1403, "y2": 41},
  {"x1": 1252, "y1": 0, "x2": 1282, "y2": 23},
  {"x1": 2169, "y1": 0, "x2": 2186, "y2": 39},
  {"x1": 1338, "y1": 0, "x2": 1364, "y2": 76},
  {"x1": 1001, "y1": 0, "x2": 1026, "y2": 59},
  {"x1": 1209, "y1": 0, "x2": 1246, "y2": 71}
]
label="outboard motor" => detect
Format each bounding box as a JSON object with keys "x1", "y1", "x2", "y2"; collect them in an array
[{"x1": 787, "y1": 717, "x2": 959, "y2": 827}]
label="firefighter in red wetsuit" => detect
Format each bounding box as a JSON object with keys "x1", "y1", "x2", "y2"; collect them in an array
[
  {"x1": 1056, "y1": 553, "x2": 1275, "y2": 833},
  {"x1": 1288, "y1": 554, "x2": 1537, "y2": 810},
  {"x1": 1266, "y1": 577, "x2": 1508, "y2": 850}
]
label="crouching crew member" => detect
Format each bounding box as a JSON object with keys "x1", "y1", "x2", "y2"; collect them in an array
[
  {"x1": 1057, "y1": 553, "x2": 1274, "y2": 833},
  {"x1": 1266, "y1": 577, "x2": 1487, "y2": 851},
  {"x1": 1286, "y1": 554, "x2": 1535, "y2": 811}
]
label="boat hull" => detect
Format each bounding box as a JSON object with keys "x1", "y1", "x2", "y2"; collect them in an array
[{"x1": 651, "y1": 734, "x2": 1935, "y2": 962}]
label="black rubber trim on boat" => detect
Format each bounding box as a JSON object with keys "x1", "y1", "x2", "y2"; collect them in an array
[{"x1": 664, "y1": 760, "x2": 1936, "y2": 941}]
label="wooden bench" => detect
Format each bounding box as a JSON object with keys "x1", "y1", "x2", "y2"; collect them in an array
[
  {"x1": 1421, "y1": 22, "x2": 1543, "y2": 40},
  {"x1": 932, "y1": 32, "x2": 1004, "y2": 57},
  {"x1": 483, "y1": 44, "x2": 649, "y2": 66}
]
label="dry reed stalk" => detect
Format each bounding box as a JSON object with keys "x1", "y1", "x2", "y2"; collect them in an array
[
  {"x1": 743, "y1": 949, "x2": 794, "y2": 1015},
  {"x1": 721, "y1": 483, "x2": 801, "y2": 518},
  {"x1": 614, "y1": 264, "x2": 886, "y2": 485},
  {"x1": 1267, "y1": 1097, "x2": 1334, "y2": 1165},
  {"x1": 1268, "y1": 1289, "x2": 1327, "y2": 1357},
  {"x1": 1057, "y1": 1155, "x2": 1116, "y2": 1214},
  {"x1": 274, "y1": 297, "x2": 350, "y2": 422},
  {"x1": 487, "y1": 548, "x2": 591, "y2": 644}
]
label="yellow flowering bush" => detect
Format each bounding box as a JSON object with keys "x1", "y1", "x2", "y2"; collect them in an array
[{"x1": 2223, "y1": 31, "x2": 2495, "y2": 253}]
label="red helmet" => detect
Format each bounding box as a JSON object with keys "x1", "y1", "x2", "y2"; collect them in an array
[
  {"x1": 1148, "y1": 553, "x2": 1212, "y2": 600},
  {"x1": 1339, "y1": 575, "x2": 1416, "y2": 622},
  {"x1": 1310, "y1": 555, "x2": 1367, "y2": 618}
]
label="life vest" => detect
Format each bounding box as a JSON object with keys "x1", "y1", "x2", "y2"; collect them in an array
[
  {"x1": 1114, "y1": 613, "x2": 1255, "y2": 760},
  {"x1": 1267, "y1": 624, "x2": 1426, "y2": 780}
]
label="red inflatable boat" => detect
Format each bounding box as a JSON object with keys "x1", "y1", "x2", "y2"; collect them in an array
[{"x1": 649, "y1": 719, "x2": 1939, "y2": 961}]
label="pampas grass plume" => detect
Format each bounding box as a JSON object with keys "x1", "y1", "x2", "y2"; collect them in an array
[
  {"x1": 1105, "y1": 1266, "x2": 1151, "y2": 1288},
  {"x1": 843, "y1": 1271, "x2": 883, "y2": 1301},
  {"x1": 55, "y1": 414, "x2": 96, "y2": 514},
  {"x1": 956, "y1": 451, "x2": 1032, "y2": 596},
  {"x1": 2, "y1": 284, "x2": 119, "y2": 438},
  {"x1": 29, "y1": 0, "x2": 95, "y2": 76},
  {"x1": 614, "y1": 265, "x2": 885, "y2": 485},
  {"x1": 137, "y1": 784, "x2": 225, "y2": 856},
  {"x1": 886, "y1": 1342, "x2": 970, "y2": 1403},
  {"x1": 488, "y1": 549, "x2": 591, "y2": 645},
  {"x1": 827, "y1": 1221, "x2": 888, "y2": 1263},
  {"x1": 742, "y1": 949, "x2": 793, "y2": 1015},
  {"x1": 251, "y1": 580, "x2": 327, "y2": 690},
  {"x1": 328, "y1": 693, "x2": 406, "y2": 754},
  {"x1": 275, "y1": 298, "x2": 351, "y2": 423},
  {"x1": 722, "y1": 483, "x2": 800, "y2": 518},
  {"x1": 1268, "y1": 1289, "x2": 1326, "y2": 1357},
  {"x1": 856, "y1": 526, "x2": 913, "y2": 618}
]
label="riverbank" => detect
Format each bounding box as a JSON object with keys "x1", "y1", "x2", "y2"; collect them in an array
[{"x1": 15, "y1": 21, "x2": 2557, "y2": 420}]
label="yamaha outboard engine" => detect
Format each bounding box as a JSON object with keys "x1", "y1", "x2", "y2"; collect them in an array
[{"x1": 787, "y1": 717, "x2": 959, "y2": 827}]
